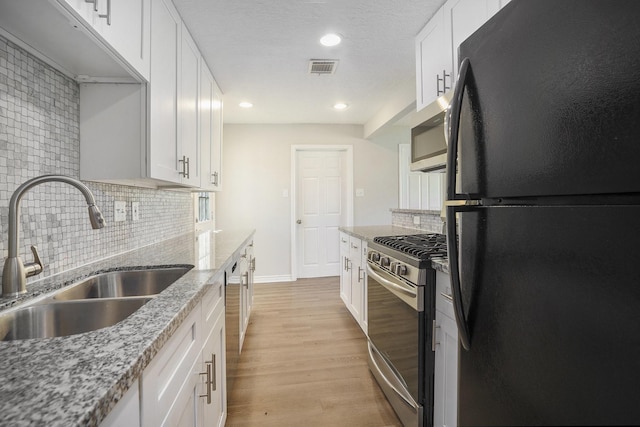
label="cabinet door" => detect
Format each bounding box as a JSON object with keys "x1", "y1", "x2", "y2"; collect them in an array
[
  {"x1": 201, "y1": 312, "x2": 227, "y2": 427},
  {"x1": 100, "y1": 379, "x2": 140, "y2": 427},
  {"x1": 348, "y1": 237, "x2": 364, "y2": 324},
  {"x1": 416, "y1": 6, "x2": 452, "y2": 110},
  {"x1": 141, "y1": 304, "x2": 202, "y2": 427},
  {"x1": 445, "y1": 0, "x2": 498, "y2": 81},
  {"x1": 339, "y1": 232, "x2": 350, "y2": 305},
  {"x1": 238, "y1": 254, "x2": 250, "y2": 352},
  {"x1": 161, "y1": 362, "x2": 203, "y2": 427},
  {"x1": 199, "y1": 63, "x2": 223, "y2": 191},
  {"x1": 360, "y1": 241, "x2": 368, "y2": 334},
  {"x1": 95, "y1": 0, "x2": 151, "y2": 80},
  {"x1": 210, "y1": 78, "x2": 223, "y2": 191},
  {"x1": 433, "y1": 309, "x2": 459, "y2": 427},
  {"x1": 199, "y1": 63, "x2": 214, "y2": 190},
  {"x1": 149, "y1": 0, "x2": 180, "y2": 183},
  {"x1": 178, "y1": 23, "x2": 201, "y2": 187}
]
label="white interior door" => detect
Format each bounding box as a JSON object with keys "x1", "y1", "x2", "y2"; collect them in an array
[{"x1": 295, "y1": 149, "x2": 349, "y2": 278}]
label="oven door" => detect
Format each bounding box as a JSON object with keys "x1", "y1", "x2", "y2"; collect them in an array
[{"x1": 367, "y1": 260, "x2": 425, "y2": 426}]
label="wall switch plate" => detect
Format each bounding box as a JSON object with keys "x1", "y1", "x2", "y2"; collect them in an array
[
  {"x1": 131, "y1": 202, "x2": 140, "y2": 221},
  {"x1": 114, "y1": 201, "x2": 126, "y2": 222},
  {"x1": 413, "y1": 216, "x2": 421, "y2": 225}
]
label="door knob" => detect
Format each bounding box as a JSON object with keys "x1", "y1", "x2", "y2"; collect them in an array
[{"x1": 296, "y1": 219, "x2": 302, "y2": 224}]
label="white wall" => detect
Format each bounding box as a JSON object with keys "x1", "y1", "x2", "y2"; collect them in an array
[{"x1": 216, "y1": 124, "x2": 403, "y2": 281}]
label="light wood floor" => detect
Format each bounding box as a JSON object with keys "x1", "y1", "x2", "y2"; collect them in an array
[{"x1": 226, "y1": 277, "x2": 402, "y2": 427}]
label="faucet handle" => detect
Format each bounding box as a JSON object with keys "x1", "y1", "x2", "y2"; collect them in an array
[{"x1": 24, "y1": 245, "x2": 44, "y2": 278}]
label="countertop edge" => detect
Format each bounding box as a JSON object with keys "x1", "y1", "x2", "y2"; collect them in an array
[{"x1": 0, "y1": 229, "x2": 256, "y2": 427}]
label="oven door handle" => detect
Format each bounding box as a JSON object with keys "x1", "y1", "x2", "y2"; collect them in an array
[
  {"x1": 368, "y1": 343, "x2": 419, "y2": 412},
  {"x1": 366, "y1": 262, "x2": 421, "y2": 311}
]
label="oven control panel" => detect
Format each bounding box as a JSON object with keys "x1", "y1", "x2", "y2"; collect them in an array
[{"x1": 367, "y1": 250, "x2": 421, "y2": 286}]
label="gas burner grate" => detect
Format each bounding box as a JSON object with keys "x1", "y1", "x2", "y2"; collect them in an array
[{"x1": 374, "y1": 233, "x2": 448, "y2": 259}]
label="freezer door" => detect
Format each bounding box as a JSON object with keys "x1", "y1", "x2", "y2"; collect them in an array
[
  {"x1": 455, "y1": 0, "x2": 640, "y2": 199},
  {"x1": 455, "y1": 205, "x2": 640, "y2": 425}
]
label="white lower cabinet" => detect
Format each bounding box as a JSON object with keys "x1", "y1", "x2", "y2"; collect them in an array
[
  {"x1": 99, "y1": 379, "x2": 140, "y2": 427},
  {"x1": 239, "y1": 242, "x2": 254, "y2": 353},
  {"x1": 339, "y1": 232, "x2": 367, "y2": 334},
  {"x1": 434, "y1": 270, "x2": 458, "y2": 427},
  {"x1": 140, "y1": 280, "x2": 226, "y2": 427}
]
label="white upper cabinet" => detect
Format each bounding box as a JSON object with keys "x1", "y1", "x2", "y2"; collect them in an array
[
  {"x1": 94, "y1": 0, "x2": 151, "y2": 81},
  {"x1": 58, "y1": 0, "x2": 150, "y2": 80},
  {"x1": 416, "y1": 0, "x2": 511, "y2": 110},
  {"x1": 200, "y1": 63, "x2": 224, "y2": 191},
  {"x1": 444, "y1": 0, "x2": 501, "y2": 81},
  {"x1": 178, "y1": 23, "x2": 201, "y2": 187},
  {"x1": 0, "y1": 0, "x2": 148, "y2": 82},
  {"x1": 415, "y1": 6, "x2": 452, "y2": 110},
  {"x1": 149, "y1": 0, "x2": 181, "y2": 183},
  {"x1": 79, "y1": 0, "x2": 222, "y2": 189}
]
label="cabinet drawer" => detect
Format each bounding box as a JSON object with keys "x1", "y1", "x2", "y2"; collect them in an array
[
  {"x1": 202, "y1": 277, "x2": 224, "y2": 334},
  {"x1": 141, "y1": 303, "x2": 202, "y2": 427}
]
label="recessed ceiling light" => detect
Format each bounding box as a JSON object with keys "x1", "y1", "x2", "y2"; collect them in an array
[
  {"x1": 334, "y1": 103, "x2": 348, "y2": 110},
  {"x1": 320, "y1": 33, "x2": 342, "y2": 47},
  {"x1": 239, "y1": 101, "x2": 253, "y2": 108}
]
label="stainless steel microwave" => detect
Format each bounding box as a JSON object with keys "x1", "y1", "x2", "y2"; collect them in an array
[{"x1": 410, "y1": 92, "x2": 452, "y2": 172}]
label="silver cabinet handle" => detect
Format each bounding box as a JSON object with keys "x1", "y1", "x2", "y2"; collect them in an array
[
  {"x1": 199, "y1": 363, "x2": 212, "y2": 404},
  {"x1": 98, "y1": 0, "x2": 111, "y2": 25},
  {"x1": 436, "y1": 70, "x2": 451, "y2": 96},
  {"x1": 178, "y1": 156, "x2": 190, "y2": 179},
  {"x1": 211, "y1": 353, "x2": 218, "y2": 391},
  {"x1": 212, "y1": 171, "x2": 219, "y2": 186},
  {"x1": 85, "y1": 0, "x2": 99, "y2": 12},
  {"x1": 432, "y1": 320, "x2": 440, "y2": 351},
  {"x1": 357, "y1": 266, "x2": 364, "y2": 283}
]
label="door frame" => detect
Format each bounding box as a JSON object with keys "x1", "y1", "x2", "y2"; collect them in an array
[{"x1": 290, "y1": 145, "x2": 354, "y2": 280}]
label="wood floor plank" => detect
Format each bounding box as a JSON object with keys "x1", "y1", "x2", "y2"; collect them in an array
[{"x1": 226, "y1": 277, "x2": 402, "y2": 427}]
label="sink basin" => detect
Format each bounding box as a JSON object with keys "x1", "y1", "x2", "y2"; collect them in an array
[
  {"x1": 53, "y1": 267, "x2": 191, "y2": 301},
  {"x1": 0, "y1": 298, "x2": 152, "y2": 341}
]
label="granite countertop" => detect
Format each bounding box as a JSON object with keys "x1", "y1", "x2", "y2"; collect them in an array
[
  {"x1": 0, "y1": 228, "x2": 255, "y2": 427},
  {"x1": 339, "y1": 225, "x2": 449, "y2": 274}
]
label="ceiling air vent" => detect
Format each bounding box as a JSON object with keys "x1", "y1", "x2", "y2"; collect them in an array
[{"x1": 308, "y1": 59, "x2": 338, "y2": 75}]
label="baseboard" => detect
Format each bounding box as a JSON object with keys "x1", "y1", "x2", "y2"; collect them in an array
[{"x1": 254, "y1": 274, "x2": 294, "y2": 283}]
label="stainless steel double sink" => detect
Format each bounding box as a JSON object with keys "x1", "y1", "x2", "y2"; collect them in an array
[{"x1": 0, "y1": 267, "x2": 192, "y2": 341}]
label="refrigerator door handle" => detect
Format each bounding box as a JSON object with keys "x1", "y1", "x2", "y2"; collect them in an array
[{"x1": 445, "y1": 57, "x2": 473, "y2": 351}]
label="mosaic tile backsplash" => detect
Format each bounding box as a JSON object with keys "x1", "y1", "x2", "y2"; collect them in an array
[
  {"x1": 391, "y1": 209, "x2": 445, "y2": 234},
  {"x1": 0, "y1": 35, "x2": 194, "y2": 289}
]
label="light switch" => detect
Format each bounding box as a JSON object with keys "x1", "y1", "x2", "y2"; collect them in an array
[{"x1": 114, "y1": 201, "x2": 126, "y2": 222}]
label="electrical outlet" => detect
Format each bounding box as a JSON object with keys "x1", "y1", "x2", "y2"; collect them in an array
[
  {"x1": 413, "y1": 216, "x2": 421, "y2": 225},
  {"x1": 356, "y1": 188, "x2": 365, "y2": 197},
  {"x1": 114, "y1": 201, "x2": 126, "y2": 222},
  {"x1": 132, "y1": 202, "x2": 140, "y2": 221}
]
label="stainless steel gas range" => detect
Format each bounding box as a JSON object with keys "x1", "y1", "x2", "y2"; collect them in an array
[{"x1": 366, "y1": 233, "x2": 447, "y2": 427}]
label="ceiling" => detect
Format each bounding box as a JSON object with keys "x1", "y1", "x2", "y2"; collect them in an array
[{"x1": 172, "y1": 0, "x2": 446, "y2": 125}]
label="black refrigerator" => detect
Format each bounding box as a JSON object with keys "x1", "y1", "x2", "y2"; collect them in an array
[{"x1": 444, "y1": 1, "x2": 640, "y2": 425}]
